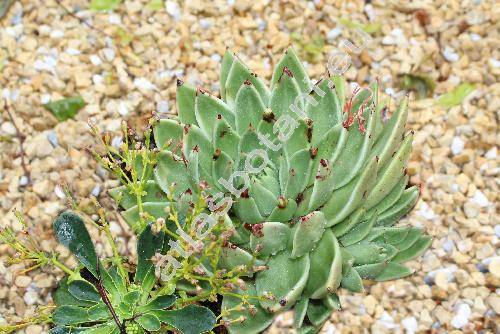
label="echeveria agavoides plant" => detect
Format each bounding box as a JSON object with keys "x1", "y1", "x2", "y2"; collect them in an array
[
  {"x1": 51, "y1": 212, "x2": 216, "y2": 334},
  {"x1": 109, "y1": 47, "x2": 431, "y2": 334}
]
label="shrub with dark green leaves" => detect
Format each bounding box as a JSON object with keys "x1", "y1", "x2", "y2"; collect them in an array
[{"x1": 51, "y1": 211, "x2": 216, "y2": 334}]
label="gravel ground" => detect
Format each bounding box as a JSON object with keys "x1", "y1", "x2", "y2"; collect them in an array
[{"x1": 0, "y1": 0, "x2": 498, "y2": 333}]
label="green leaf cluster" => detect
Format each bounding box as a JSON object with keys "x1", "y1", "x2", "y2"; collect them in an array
[
  {"x1": 106, "y1": 48, "x2": 432, "y2": 333},
  {"x1": 51, "y1": 212, "x2": 216, "y2": 334}
]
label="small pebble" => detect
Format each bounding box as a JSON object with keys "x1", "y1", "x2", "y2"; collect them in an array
[
  {"x1": 15, "y1": 275, "x2": 32, "y2": 288},
  {"x1": 46, "y1": 131, "x2": 58, "y2": 147},
  {"x1": 19, "y1": 175, "x2": 29, "y2": 186},
  {"x1": 451, "y1": 303, "x2": 471, "y2": 328},
  {"x1": 488, "y1": 257, "x2": 500, "y2": 278},
  {"x1": 443, "y1": 46, "x2": 459, "y2": 62},
  {"x1": 451, "y1": 137, "x2": 465, "y2": 155},
  {"x1": 471, "y1": 190, "x2": 489, "y2": 207},
  {"x1": 402, "y1": 316, "x2": 418, "y2": 334}
]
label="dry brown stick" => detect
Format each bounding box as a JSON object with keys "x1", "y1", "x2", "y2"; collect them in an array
[{"x1": 3, "y1": 100, "x2": 30, "y2": 184}]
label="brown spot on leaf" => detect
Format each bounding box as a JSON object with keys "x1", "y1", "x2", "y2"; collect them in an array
[
  {"x1": 277, "y1": 196, "x2": 287, "y2": 209},
  {"x1": 310, "y1": 147, "x2": 318, "y2": 159},
  {"x1": 213, "y1": 148, "x2": 221, "y2": 160},
  {"x1": 251, "y1": 224, "x2": 264, "y2": 238},
  {"x1": 263, "y1": 110, "x2": 275, "y2": 123}
]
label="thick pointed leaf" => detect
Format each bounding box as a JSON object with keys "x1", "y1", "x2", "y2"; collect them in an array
[
  {"x1": 368, "y1": 227, "x2": 410, "y2": 245},
  {"x1": 249, "y1": 222, "x2": 290, "y2": 257},
  {"x1": 377, "y1": 186, "x2": 419, "y2": 226},
  {"x1": 53, "y1": 212, "x2": 98, "y2": 276},
  {"x1": 344, "y1": 242, "x2": 398, "y2": 265},
  {"x1": 177, "y1": 81, "x2": 197, "y2": 125},
  {"x1": 267, "y1": 198, "x2": 297, "y2": 222},
  {"x1": 155, "y1": 150, "x2": 191, "y2": 197},
  {"x1": 212, "y1": 152, "x2": 236, "y2": 193},
  {"x1": 323, "y1": 294, "x2": 341, "y2": 310},
  {"x1": 234, "y1": 82, "x2": 266, "y2": 135},
  {"x1": 331, "y1": 208, "x2": 365, "y2": 238},
  {"x1": 271, "y1": 47, "x2": 310, "y2": 94},
  {"x1": 393, "y1": 228, "x2": 422, "y2": 251},
  {"x1": 354, "y1": 262, "x2": 387, "y2": 279},
  {"x1": 294, "y1": 298, "x2": 309, "y2": 328},
  {"x1": 364, "y1": 175, "x2": 408, "y2": 220},
  {"x1": 249, "y1": 177, "x2": 279, "y2": 217},
  {"x1": 340, "y1": 267, "x2": 363, "y2": 292},
  {"x1": 375, "y1": 262, "x2": 413, "y2": 281},
  {"x1": 224, "y1": 53, "x2": 270, "y2": 107},
  {"x1": 283, "y1": 119, "x2": 310, "y2": 159},
  {"x1": 392, "y1": 235, "x2": 432, "y2": 263},
  {"x1": 307, "y1": 80, "x2": 343, "y2": 147},
  {"x1": 365, "y1": 134, "x2": 413, "y2": 210},
  {"x1": 219, "y1": 243, "x2": 255, "y2": 274},
  {"x1": 213, "y1": 116, "x2": 240, "y2": 161},
  {"x1": 329, "y1": 75, "x2": 346, "y2": 107},
  {"x1": 153, "y1": 119, "x2": 184, "y2": 154},
  {"x1": 285, "y1": 149, "x2": 313, "y2": 200},
  {"x1": 306, "y1": 299, "x2": 331, "y2": 327},
  {"x1": 338, "y1": 213, "x2": 377, "y2": 247},
  {"x1": 233, "y1": 197, "x2": 264, "y2": 224},
  {"x1": 269, "y1": 70, "x2": 303, "y2": 120},
  {"x1": 256, "y1": 249, "x2": 310, "y2": 313},
  {"x1": 220, "y1": 50, "x2": 234, "y2": 102},
  {"x1": 328, "y1": 89, "x2": 376, "y2": 190},
  {"x1": 183, "y1": 125, "x2": 213, "y2": 178},
  {"x1": 195, "y1": 91, "x2": 234, "y2": 138},
  {"x1": 304, "y1": 229, "x2": 342, "y2": 299},
  {"x1": 323, "y1": 156, "x2": 378, "y2": 226},
  {"x1": 291, "y1": 211, "x2": 326, "y2": 258},
  {"x1": 369, "y1": 97, "x2": 408, "y2": 169},
  {"x1": 308, "y1": 126, "x2": 347, "y2": 206}
]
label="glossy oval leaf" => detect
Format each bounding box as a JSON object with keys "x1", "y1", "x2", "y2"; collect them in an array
[{"x1": 53, "y1": 212, "x2": 98, "y2": 277}]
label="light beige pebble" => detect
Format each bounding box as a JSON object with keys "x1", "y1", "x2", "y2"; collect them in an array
[
  {"x1": 25, "y1": 325, "x2": 43, "y2": 334},
  {"x1": 488, "y1": 257, "x2": 500, "y2": 278},
  {"x1": 14, "y1": 275, "x2": 32, "y2": 288},
  {"x1": 435, "y1": 271, "x2": 449, "y2": 289},
  {"x1": 32, "y1": 180, "x2": 51, "y2": 197},
  {"x1": 34, "y1": 275, "x2": 53, "y2": 289},
  {"x1": 486, "y1": 294, "x2": 500, "y2": 314},
  {"x1": 363, "y1": 295, "x2": 377, "y2": 316}
]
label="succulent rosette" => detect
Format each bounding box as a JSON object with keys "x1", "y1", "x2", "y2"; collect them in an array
[{"x1": 110, "y1": 48, "x2": 431, "y2": 334}]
